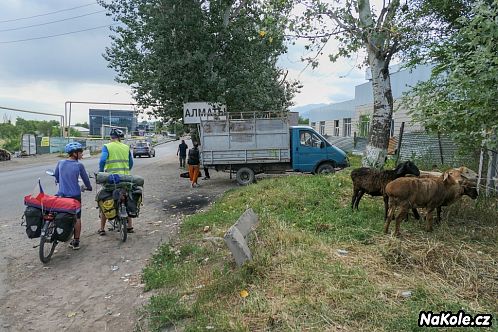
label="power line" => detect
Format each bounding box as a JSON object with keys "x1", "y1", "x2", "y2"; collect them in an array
[
  {"x1": 0, "y1": 2, "x2": 98, "y2": 24},
  {"x1": 0, "y1": 24, "x2": 118, "y2": 44},
  {"x1": 0, "y1": 10, "x2": 106, "y2": 32}
]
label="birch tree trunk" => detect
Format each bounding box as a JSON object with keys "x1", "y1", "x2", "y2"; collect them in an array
[
  {"x1": 362, "y1": 54, "x2": 394, "y2": 167},
  {"x1": 358, "y1": 0, "x2": 395, "y2": 168}
]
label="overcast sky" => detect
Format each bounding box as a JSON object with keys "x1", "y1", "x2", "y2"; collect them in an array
[{"x1": 0, "y1": 1, "x2": 368, "y2": 125}]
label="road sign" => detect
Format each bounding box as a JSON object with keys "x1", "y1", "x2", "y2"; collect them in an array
[{"x1": 183, "y1": 102, "x2": 226, "y2": 124}]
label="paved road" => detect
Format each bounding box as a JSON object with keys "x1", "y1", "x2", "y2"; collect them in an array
[{"x1": 0, "y1": 142, "x2": 178, "y2": 220}]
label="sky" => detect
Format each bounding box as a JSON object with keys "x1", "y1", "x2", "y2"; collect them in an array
[{"x1": 0, "y1": 1, "x2": 369, "y2": 126}]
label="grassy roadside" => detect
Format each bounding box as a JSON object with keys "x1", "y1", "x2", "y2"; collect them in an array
[{"x1": 139, "y1": 158, "x2": 498, "y2": 331}]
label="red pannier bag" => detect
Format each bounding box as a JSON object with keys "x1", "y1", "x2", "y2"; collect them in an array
[{"x1": 24, "y1": 194, "x2": 81, "y2": 214}]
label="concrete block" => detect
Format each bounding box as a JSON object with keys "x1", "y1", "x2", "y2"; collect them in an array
[
  {"x1": 224, "y1": 226, "x2": 252, "y2": 266},
  {"x1": 234, "y1": 208, "x2": 259, "y2": 238}
]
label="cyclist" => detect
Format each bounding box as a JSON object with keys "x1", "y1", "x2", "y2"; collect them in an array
[
  {"x1": 98, "y1": 128, "x2": 134, "y2": 235},
  {"x1": 54, "y1": 142, "x2": 93, "y2": 250}
]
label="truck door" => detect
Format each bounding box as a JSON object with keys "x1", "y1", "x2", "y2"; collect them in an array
[{"x1": 293, "y1": 129, "x2": 326, "y2": 172}]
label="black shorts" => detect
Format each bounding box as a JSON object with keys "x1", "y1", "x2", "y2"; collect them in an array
[{"x1": 68, "y1": 196, "x2": 82, "y2": 219}]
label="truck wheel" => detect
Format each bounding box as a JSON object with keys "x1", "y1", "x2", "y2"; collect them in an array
[
  {"x1": 236, "y1": 167, "x2": 255, "y2": 185},
  {"x1": 316, "y1": 163, "x2": 335, "y2": 175}
]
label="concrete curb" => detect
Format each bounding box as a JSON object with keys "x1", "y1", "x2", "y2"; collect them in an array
[{"x1": 224, "y1": 208, "x2": 259, "y2": 266}]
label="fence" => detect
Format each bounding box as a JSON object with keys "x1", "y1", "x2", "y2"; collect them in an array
[{"x1": 328, "y1": 126, "x2": 498, "y2": 195}]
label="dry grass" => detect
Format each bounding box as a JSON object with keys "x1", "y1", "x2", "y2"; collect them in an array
[{"x1": 141, "y1": 165, "x2": 498, "y2": 331}]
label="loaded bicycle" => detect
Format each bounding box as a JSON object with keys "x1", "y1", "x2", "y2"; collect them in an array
[
  {"x1": 23, "y1": 171, "x2": 88, "y2": 263},
  {"x1": 95, "y1": 172, "x2": 144, "y2": 242}
]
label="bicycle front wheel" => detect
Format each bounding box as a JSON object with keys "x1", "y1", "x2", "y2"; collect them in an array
[{"x1": 119, "y1": 217, "x2": 127, "y2": 242}]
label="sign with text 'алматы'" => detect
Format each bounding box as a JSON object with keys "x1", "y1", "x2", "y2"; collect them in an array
[{"x1": 183, "y1": 102, "x2": 226, "y2": 124}]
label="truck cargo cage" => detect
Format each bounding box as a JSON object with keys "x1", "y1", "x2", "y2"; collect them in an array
[{"x1": 200, "y1": 111, "x2": 292, "y2": 166}]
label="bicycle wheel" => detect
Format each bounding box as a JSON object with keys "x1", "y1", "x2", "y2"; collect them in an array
[
  {"x1": 119, "y1": 217, "x2": 127, "y2": 242},
  {"x1": 39, "y1": 223, "x2": 57, "y2": 264}
]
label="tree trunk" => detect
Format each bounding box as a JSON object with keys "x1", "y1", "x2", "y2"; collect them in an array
[{"x1": 362, "y1": 53, "x2": 394, "y2": 168}]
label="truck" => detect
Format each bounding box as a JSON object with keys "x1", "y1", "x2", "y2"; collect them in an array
[{"x1": 199, "y1": 112, "x2": 349, "y2": 185}]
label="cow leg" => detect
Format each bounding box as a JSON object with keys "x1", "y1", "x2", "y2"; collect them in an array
[
  {"x1": 383, "y1": 195, "x2": 389, "y2": 221},
  {"x1": 395, "y1": 207, "x2": 407, "y2": 237},
  {"x1": 384, "y1": 200, "x2": 396, "y2": 234},
  {"x1": 426, "y1": 209, "x2": 434, "y2": 232},
  {"x1": 351, "y1": 188, "x2": 359, "y2": 209},
  {"x1": 436, "y1": 206, "x2": 442, "y2": 224},
  {"x1": 355, "y1": 191, "x2": 365, "y2": 210}
]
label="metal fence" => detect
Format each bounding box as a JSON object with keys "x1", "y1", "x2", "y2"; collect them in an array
[{"x1": 331, "y1": 126, "x2": 497, "y2": 195}]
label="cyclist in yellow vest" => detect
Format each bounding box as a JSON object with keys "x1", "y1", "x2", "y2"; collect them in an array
[{"x1": 98, "y1": 128, "x2": 134, "y2": 235}]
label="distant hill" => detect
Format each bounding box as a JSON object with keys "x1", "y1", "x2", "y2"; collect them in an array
[{"x1": 290, "y1": 103, "x2": 329, "y2": 119}]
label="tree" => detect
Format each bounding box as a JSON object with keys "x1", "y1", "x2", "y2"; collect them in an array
[
  {"x1": 298, "y1": 116, "x2": 309, "y2": 124},
  {"x1": 75, "y1": 122, "x2": 89, "y2": 129},
  {"x1": 289, "y1": 0, "x2": 436, "y2": 167},
  {"x1": 99, "y1": 0, "x2": 300, "y2": 119},
  {"x1": 404, "y1": 0, "x2": 497, "y2": 149}
]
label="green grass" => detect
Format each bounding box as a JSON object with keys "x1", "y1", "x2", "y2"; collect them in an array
[{"x1": 139, "y1": 156, "x2": 498, "y2": 331}]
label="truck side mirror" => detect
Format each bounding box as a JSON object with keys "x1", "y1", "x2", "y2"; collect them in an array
[{"x1": 320, "y1": 141, "x2": 325, "y2": 149}]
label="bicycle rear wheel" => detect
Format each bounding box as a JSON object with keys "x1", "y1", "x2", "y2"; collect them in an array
[{"x1": 39, "y1": 221, "x2": 57, "y2": 263}]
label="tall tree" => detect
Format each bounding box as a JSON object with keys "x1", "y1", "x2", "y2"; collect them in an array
[
  {"x1": 99, "y1": 0, "x2": 299, "y2": 118},
  {"x1": 290, "y1": 0, "x2": 434, "y2": 167}
]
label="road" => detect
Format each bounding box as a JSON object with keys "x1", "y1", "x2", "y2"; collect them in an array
[
  {"x1": 0, "y1": 140, "x2": 236, "y2": 331},
  {"x1": 0, "y1": 142, "x2": 177, "y2": 220}
]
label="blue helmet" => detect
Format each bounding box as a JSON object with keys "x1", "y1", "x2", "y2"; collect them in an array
[
  {"x1": 65, "y1": 142, "x2": 83, "y2": 154},
  {"x1": 110, "y1": 128, "x2": 125, "y2": 139}
]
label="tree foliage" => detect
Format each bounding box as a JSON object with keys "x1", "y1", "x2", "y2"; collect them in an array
[
  {"x1": 0, "y1": 118, "x2": 79, "y2": 151},
  {"x1": 404, "y1": 0, "x2": 498, "y2": 149},
  {"x1": 288, "y1": 0, "x2": 435, "y2": 167},
  {"x1": 99, "y1": 0, "x2": 300, "y2": 119}
]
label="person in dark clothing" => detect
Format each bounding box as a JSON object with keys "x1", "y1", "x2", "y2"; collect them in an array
[
  {"x1": 202, "y1": 167, "x2": 210, "y2": 180},
  {"x1": 187, "y1": 143, "x2": 200, "y2": 188},
  {"x1": 177, "y1": 140, "x2": 188, "y2": 168}
]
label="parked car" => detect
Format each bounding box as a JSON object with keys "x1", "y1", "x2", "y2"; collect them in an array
[{"x1": 133, "y1": 142, "x2": 155, "y2": 158}]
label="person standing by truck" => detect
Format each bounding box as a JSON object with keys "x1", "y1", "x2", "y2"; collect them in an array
[
  {"x1": 187, "y1": 143, "x2": 200, "y2": 188},
  {"x1": 177, "y1": 140, "x2": 188, "y2": 169}
]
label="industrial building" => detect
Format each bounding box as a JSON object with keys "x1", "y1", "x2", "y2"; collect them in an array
[{"x1": 308, "y1": 64, "x2": 432, "y2": 138}]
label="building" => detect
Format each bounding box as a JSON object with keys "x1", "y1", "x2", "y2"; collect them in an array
[
  {"x1": 89, "y1": 109, "x2": 137, "y2": 137},
  {"x1": 70, "y1": 126, "x2": 90, "y2": 137},
  {"x1": 308, "y1": 64, "x2": 433, "y2": 138}
]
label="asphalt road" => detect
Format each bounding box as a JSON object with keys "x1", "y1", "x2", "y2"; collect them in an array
[{"x1": 0, "y1": 142, "x2": 178, "y2": 220}]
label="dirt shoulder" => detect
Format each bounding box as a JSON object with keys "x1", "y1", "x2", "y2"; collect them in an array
[{"x1": 0, "y1": 151, "x2": 235, "y2": 331}]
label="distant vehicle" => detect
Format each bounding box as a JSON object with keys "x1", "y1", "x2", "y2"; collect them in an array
[
  {"x1": 167, "y1": 133, "x2": 179, "y2": 140},
  {"x1": 133, "y1": 142, "x2": 155, "y2": 158},
  {"x1": 0, "y1": 148, "x2": 11, "y2": 161}
]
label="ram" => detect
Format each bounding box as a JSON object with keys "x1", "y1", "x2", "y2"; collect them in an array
[
  {"x1": 384, "y1": 170, "x2": 464, "y2": 236},
  {"x1": 350, "y1": 161, "x2": 420, "y2": 219},
  {"x1": 412, "y1": 167, "x2": 478, "y2": 222}
]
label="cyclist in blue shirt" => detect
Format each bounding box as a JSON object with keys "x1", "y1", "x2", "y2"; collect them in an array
[{"x1": 54, "y1": 142, "x2": 92, "y2": 250}]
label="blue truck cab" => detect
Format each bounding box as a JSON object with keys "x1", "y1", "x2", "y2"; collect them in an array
[{"x1": 290, "y1": 126, "x2": 349, "y2": 173}]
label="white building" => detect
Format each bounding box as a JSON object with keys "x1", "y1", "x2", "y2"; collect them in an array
[{"x1": 308, "y1": 64, "x2": 433, "y2": 138}]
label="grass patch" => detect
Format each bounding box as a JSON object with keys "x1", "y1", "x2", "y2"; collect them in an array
[{"x1": 141, "y1": 156, "x2": 498, "y2": 331}]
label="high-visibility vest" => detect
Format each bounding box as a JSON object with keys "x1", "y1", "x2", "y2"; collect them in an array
[{"x1": 104, "y1": 141, "x2": 130, "y2": 175}]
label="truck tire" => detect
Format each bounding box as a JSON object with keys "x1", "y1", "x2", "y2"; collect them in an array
[
  {"x1": 316, "y1": 162, "x2": 335, "y2": 175},
  {"x1": 236, "y1": 167, "x2": 255, "y2": 185}
]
